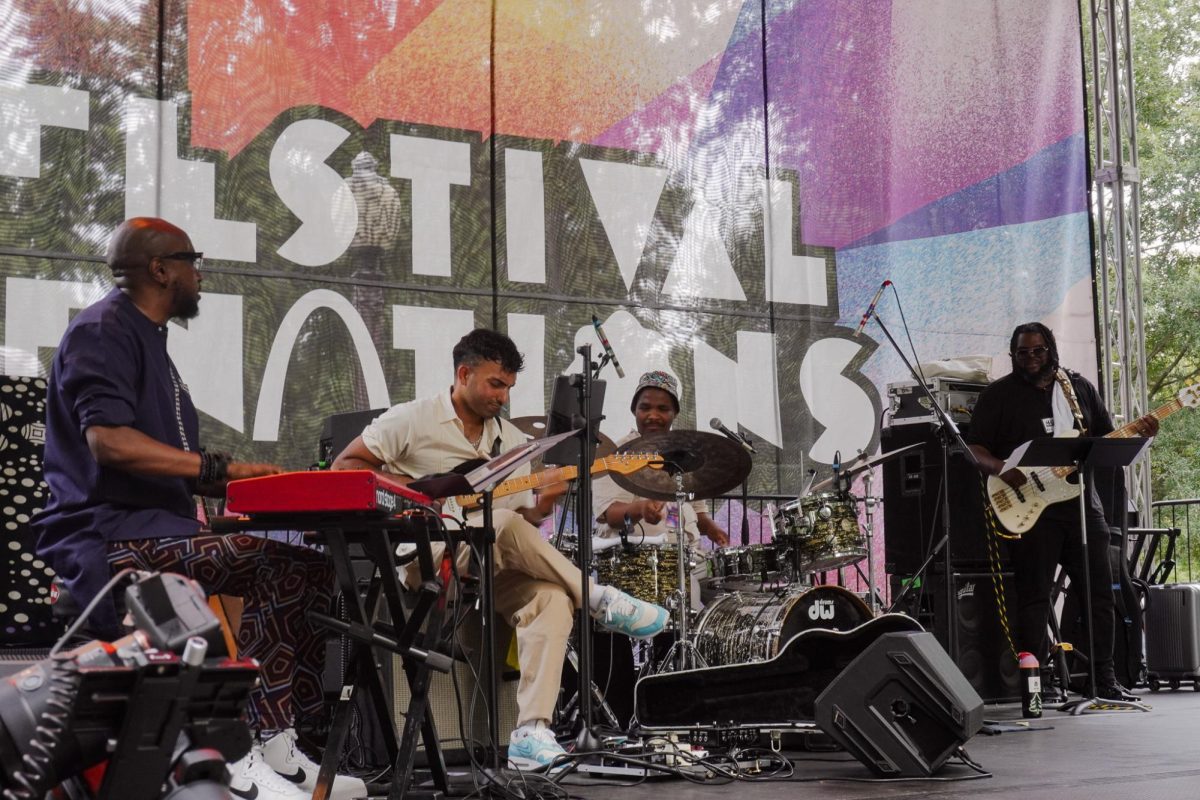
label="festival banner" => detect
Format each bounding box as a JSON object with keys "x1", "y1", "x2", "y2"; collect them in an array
[{"x1": 1, "y1": 0, "x2": 1093, "y2": 635}]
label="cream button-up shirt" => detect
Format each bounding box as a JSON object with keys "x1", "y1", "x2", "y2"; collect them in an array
[{"x1": 361, "y1": 388, "x2": 533, "y2": 513}]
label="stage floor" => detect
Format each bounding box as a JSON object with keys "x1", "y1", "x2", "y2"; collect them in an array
[{"x1": 463, "y1": 688, "x2": 1200, "y2": 800}]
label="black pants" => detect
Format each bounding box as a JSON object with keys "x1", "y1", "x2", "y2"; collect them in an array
[{"x1": 1011, "y1": 508, "x2": 1115, "y2": 678}]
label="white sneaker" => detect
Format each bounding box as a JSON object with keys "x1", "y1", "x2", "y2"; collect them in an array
[
  {"x1": 507, "y1": 722, "x2": 568, "y2": 772},
  {"x1": 228, "y1": 743, "x2": 308, "y2": 800},
  {"x1": 261, "y1": 728, "x2": 368, "y2": 800}
]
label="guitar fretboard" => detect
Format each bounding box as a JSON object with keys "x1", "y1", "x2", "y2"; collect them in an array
[
  {"x1": 1041, "y1": 399, "x2": 1177, "y2": 479},
  {"x1": 1108, "y1": 398, "x2": 1182, "y2": 439}
]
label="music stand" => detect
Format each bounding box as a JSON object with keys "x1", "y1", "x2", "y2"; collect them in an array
[
  {"x1": 409, "y1": 428, "x2": 581, "y2": 765},
  {"x1": 543, "y1": 375, "x2": 606, "y2": 466},
  {"x1": 1007, "y1": 435, "x2": 1150, "y2": 715}
]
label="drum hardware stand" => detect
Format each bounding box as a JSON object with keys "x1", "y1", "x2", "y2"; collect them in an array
[
  {"x1": 861, "y1": 470, "x2": 880, "y2": 613},
  {"x1": 560, "y1": 640, "x2": 623, "y2": 731},
  {"x1": 655, "y1": 468, "x2": 708, "y2": 673},
  {"x1": 799, "y1": 468, "x2": 818, "y2": 498},
  {"x1": 551, "y1": 478, "x2": 579, "y2": 552},
  {"x1": 739, "y1": 466, "x2": 751, "y2": 548}
]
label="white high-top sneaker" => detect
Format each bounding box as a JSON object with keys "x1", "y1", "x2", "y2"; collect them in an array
[
  {"x1": 261, "y1": 728, "x2": 368, "y2": 800},
  {"x1": 228, "y1": 742, "x2": 308, "y2": 800}
]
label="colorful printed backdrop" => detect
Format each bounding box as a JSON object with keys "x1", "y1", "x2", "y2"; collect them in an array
[{"x1": 1, "y1": 0, "x2": 1094, "y2": 635}]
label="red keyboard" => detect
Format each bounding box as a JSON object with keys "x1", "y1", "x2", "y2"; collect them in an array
[{"x1": 226, "y1": 470, "x2": 432, "y2": 516}]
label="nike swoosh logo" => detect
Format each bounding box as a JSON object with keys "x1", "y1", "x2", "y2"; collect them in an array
[
  {"x1": 229, "y1": 784, "x2": 258, "y2": 800},
  {"x1": 278, "y1": 767, "x2": 306, "y2": 785}
]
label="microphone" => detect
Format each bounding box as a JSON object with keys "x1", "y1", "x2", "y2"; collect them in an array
[
  {"x1": 591, "y1": 315, "x2": 625, "y2": 378},
  {"x1": 710, "y1": 417, "x2": 755, "y2": 454},
  {"x1": 853, "y1": 280, "x2": 892, "y2": 337}
]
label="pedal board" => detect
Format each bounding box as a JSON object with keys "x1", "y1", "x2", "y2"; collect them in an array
[{"x1": 571, "y1": 749, "x2": 710, "y2": 780}]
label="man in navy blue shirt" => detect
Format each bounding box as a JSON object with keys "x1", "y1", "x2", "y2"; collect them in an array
[{"x1": 34, "y1": 217, "x2": 365, "y2": 800}]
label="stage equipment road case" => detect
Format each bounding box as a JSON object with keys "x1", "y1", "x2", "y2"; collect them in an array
[
  {"x1": 1144, "y1": 582, "x2": 1200, "y2": 691},
  {"x1": 885, "y1": 378, "x2": 986, "y2": 426}
]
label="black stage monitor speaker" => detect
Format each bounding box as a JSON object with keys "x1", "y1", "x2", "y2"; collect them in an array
[{"x1": 814, "y1": 631, "x2": 984, "y2": 777}]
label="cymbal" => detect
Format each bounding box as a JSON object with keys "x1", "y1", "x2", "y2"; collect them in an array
[
  {"x1": 807, "y1": 441, "x2": 924, "y2": 494},
  {"x1": 613, "y1": 430, "x2": 752, "y2": 501},
  {"x1": 508, "y1": 416, "x2": 617, "y2": 458}
]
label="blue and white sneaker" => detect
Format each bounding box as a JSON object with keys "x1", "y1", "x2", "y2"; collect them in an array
[
  {"x1": 507, "y1": 723, "x2": 569, "y2": 772},
  {"x1": 593, "y1": 587, "x2": 668, "y2": 640}
]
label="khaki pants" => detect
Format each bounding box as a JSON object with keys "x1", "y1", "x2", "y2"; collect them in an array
[{"x1": 414, "y1": 509, "x2": 587, "y2": 726}]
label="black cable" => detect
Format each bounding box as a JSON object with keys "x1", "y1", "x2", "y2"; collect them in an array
[
  {"x1": 888, "y1": 282, "x2": 927, "y2": 386},
  {"x1": 48, "y1": 567, "x2": 139, "y2": 657},
  {"x1": 2, "y1": 656, "x2": 82, "y2": 800}
]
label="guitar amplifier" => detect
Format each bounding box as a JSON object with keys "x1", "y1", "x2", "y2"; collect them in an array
[
  {"x1": 392, "y1": 608, "x2": 521, "y2": 762},
  {"x1": 886, "y1": 378, "x2": 987, "y2": 426}
]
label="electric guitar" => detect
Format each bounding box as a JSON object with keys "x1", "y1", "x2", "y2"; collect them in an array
[
  {"x1": 440, "y1": 452, "x2": 661, "y2": 523},
  {"x1": 987, "y1": 382, "x2": 1200, "y2": 534}
]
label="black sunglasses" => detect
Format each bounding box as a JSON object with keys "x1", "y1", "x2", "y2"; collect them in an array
[
  {"x1": 158, "y1": 251, "x2": 204, "y2": 268},
  {"x1": 1012, "y1": 346, "x2": 1049, "y2": 359}
]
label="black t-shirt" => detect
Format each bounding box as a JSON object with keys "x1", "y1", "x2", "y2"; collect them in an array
[{"x1": 967, "y1": 369, "x2": 1115, "y2": 519}]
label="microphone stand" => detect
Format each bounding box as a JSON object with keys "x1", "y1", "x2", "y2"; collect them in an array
[
  {"x1": 569, "y1": 344, "x2": 601, "y2": 751},
  {"x1": 862, "y1": 308, "x2": 982, "y2": 659},
  {"x1": 740, "y1": 477, "x2": 750, "y2": 547},
  {"x1": 713, "y1": 425, "x2": 753, "y2": 547}
]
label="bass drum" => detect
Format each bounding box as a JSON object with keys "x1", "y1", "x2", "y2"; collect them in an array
[{"x1": 693, "y1": 585, "x2": 871, "y2": 667}]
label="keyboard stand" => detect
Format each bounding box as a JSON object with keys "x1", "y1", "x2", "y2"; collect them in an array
[{"x1": 214, "y1": 513, "x2": 455, "y2": 800}]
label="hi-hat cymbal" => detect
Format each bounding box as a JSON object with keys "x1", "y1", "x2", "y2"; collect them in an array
[
  {"x1": 807, "y1": 441, "x2": 924, "y2": 494},
  {"x1": 613, "y1": 430, "x2": 751, "y2": 501},
  {"x1": 508, "y1": 416, "x2": 617, "y2": 458}
]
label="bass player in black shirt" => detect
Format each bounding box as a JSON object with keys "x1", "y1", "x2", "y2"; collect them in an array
[{"x1": 966, "y1": 322, "x2": 1158, "y2": 701}]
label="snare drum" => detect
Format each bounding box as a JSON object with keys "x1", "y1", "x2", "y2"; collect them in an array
[
  {"x1": 693, "y1": 585, "x2": 871, "y2": 666},
  {"x1": 775, "y1": 492, "x2": 866, "y2": 572},
  {"x1": 594, "y1": 544, "x2": 680, "y2": 606}
]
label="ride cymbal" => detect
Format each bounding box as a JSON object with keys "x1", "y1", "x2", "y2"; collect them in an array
[{"x1": 614, "y1": 430, "x2": 751, "y2": 500}]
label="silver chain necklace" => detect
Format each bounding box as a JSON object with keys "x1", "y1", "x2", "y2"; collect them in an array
[{"x1": 168, "y1": 362, "x2": 191, "y2": 452}]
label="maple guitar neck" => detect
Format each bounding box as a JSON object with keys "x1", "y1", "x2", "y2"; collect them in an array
[{"x1": 453, "y1": 454, "x2": 647, "y2": 509}]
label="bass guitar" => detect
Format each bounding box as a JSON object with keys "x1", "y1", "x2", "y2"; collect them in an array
[{"x1": 988, "y1": 382, "x2": 1200, "y2": 534}]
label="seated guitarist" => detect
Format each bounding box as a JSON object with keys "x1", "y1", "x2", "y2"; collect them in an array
[
  {"x1": 965, "y1": 322, "x2": 1158, "y2": 701},
  {"x1": 331, "y1": 328, "x2": 668, "y2": 772}
]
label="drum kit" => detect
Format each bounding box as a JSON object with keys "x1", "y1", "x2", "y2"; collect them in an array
[{"x1": 570, "y1": 428, "x2": 920, "y2": 674}]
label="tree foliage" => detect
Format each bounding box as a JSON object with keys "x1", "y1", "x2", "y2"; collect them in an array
[{"x1": 1127, "y1": 0, "x2": 1200, "y2": 502}]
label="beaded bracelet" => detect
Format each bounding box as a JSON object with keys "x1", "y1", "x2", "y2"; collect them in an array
[{"x1": 199, "y1": 449, "x2": 232, "y2": 484}]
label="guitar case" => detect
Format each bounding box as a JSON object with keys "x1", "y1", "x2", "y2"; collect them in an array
[{"x1": 634, "y1": 613, "x2": 923, "y2": 730}]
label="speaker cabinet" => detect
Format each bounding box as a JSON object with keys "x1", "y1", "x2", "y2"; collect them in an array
[
  {"x1": 814, "y1": 631, "x2": 984, "y2": 777},
  {"x1": 882, "y1": 422, "x2": 1002, "y2": 573},
  {"x1": 936, "y1": 572, "x2": 1020, "y2": 702},
  {"x1": 392, "y1": 609, "x2": 521, "y2": 763},
  {"x1": 890, "y1": 571, "x2": 1020, "y2": 703}
]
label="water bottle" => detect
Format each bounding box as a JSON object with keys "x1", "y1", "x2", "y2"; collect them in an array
[{"x1": 1018, "y1": 651, "x2": 1042, "y2": 718}]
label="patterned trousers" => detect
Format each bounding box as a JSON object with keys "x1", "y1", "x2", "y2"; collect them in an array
[{"x1": 107, "y1": 534, "x2": 336, "y2": 732}]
